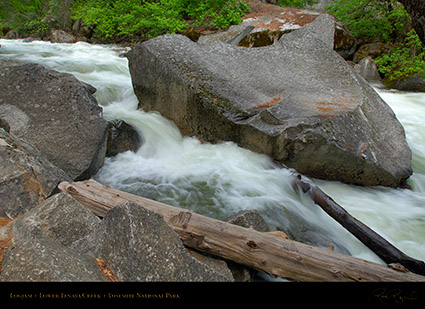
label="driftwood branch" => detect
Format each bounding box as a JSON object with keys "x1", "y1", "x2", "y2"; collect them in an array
[
  {"x1": 58, "y1": 180, "x2": 425, "y2": 282},
  {"x1": 291, "y1": 172, "x2": 425, "y2": 277}
]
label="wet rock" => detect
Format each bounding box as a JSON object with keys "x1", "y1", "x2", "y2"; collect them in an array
[
  {"x1": 227, "y1": 209, "x2": 270, "y2": 232},
  {"x1": 354, "y1": 56, "x2": 382, "y2": 83},
  {"x1": 0, "y1": 129, "x2": 71, "y2": 219},
  {"x1": 0, "y1": 61, "x2": 109, "y2": 180},
  {"x1": 50, "y1": 29, "x2": 77, "y2": 44},
  {"x1": 128, "y1": 14, "x2": 412, "y2": 187},
  {"x1": 106, "y1": 120, "x2": 143, "y2": 157},
  {"x1": 385, "y1": 74, "x2": 425, "y2": 92}
]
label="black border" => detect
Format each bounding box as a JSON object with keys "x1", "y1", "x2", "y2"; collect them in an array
[{"x1": 1, "y1": 282, "x2": 424, "y2": 305}]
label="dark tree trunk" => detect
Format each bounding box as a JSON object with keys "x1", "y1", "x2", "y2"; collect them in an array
[{"x1": 400, "y1": 0, "x2": 425, "y2": 45}]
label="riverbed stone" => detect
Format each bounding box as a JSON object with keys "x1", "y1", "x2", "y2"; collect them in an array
[
  {"x1": 127, "y1": 14, "x2": 412, "y2": 187},
  {"x1": 0, "y1": 61, "x2": 109, "y2": 180},
  {"x1": 227, "y1": 209, "x2": 270, "y2": 232},
  {"x1": 354, "y1": 56, "x2": 382, "y2": 83},
  {"x1": 106, "y1": 119, "x2": 143, "y2": 157},
  {"x1": 385, "y1": 73, "x2": 425, "y2": 92},
  {"x1": 50, "y1": 29, "x2": 77, "y2": 44}
]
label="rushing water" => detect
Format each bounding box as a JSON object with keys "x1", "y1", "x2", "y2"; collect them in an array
[{"x1": 1, "y1": 39, "x2": 425, "y2": 266}]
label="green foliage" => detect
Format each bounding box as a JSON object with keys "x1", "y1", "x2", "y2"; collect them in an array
[
  {"x1": 375, "y1": 30, "x2": 425, "y2": 81},
  {"x1": 182, "y1": 0, "x2": 249, "y2": 29},
  {"x1": 325, "y1": 0, "x2": 425, "y2": 82},
  {"x1": 325, "y1": 0, "x2": 410, "y2": 43},
  {"x1": 278, "y1": 0, "x2": 317, "y2": 8},
  {"x1": 71, "y1": 0, "x2": 187, "y2": 39},
  {"x1": 71, "y1": 0, "x2": 249, "y2": 39},
  {"x1": 0, "y1": 0, "x2": 75, "y2": 36},
  {"x1": 1, "y1": 0, "x2": 249, "y2": 40}
]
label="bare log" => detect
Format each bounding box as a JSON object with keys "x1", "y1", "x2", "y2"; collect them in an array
[
  {"x1": 58, "y1": 180, "x2": 425, "y2": 282},
  {"x1": 292, "y1": 173, "x2": 425, "y2": 277}
]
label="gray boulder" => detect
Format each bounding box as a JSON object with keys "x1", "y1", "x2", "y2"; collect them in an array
[
  {"x1": 127, "y1": 14, "x2": 412, "y2": 187},
  {"x1": 0, "y1": 194, "x2": 231, "y2": 281},
  {"x1": 354, "y1": 56, "x2": 382, "y2": 83},
  {"x1": 227, "y1": 209, "x2": 270, "y2": 232},
  {"x1": 73, "y1": 202, "x2": 232, "y2": 281},
  {"x1": 0, "y1": 61, "x2": 109, "y2": 180},
  {"x1": 386, "y1": 73, "x2": 425, "y2": 92},
  {"x1": 50, "y1": 29, "x2": 77, "y2": 44},
  {"x1": 0, "y1": 129, "x2": 71, "y2": 219},
  {"x1": 0, "y1": 193, "x2": 106, "y2": 281}
]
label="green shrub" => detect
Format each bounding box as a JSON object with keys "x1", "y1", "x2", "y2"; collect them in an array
[
  {"x1": 325, "y1": 0, "x2": 425, "y2": 81},
  {"x1": 183, "y1": 0, "x2": 249, "y2": 29},
  {"x1": 375, "y1": 30, "x2": 425, "y2": 81},
  {"x1": 325, "y1": 0, "x2": 410, "y2": 43},
  {"x1": 71, "y1": 0, "x2": 249, "y2": 39},
  {"x1": 278, "y1": 0, "x2": 317, "y2": 8}
]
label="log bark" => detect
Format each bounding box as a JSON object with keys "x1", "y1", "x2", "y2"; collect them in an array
[
  {"x1": 58, "y1": 180, "x2": 425, "y2": 282},
  {"x1": 291, "y1": 173, "x2": 425, "y2": 277}
]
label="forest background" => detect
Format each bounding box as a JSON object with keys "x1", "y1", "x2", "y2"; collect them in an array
[{"x1": 0, "y1": 0, "x2": 424, "y2": 84}]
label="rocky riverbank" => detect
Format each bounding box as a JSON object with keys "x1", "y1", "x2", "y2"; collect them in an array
[
  {"x1": 0, "y1": 60, "x2": 270, "y2": 281},
  {"x1": 0, "y1": 2, "x2": 420, "y2": 282}
]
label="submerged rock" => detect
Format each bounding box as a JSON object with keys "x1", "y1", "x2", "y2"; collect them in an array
[
  {"x1": 0, "y1": 61, "x2": 109, "y2": 180},
  {"x1": 106, "y1": 119, "x2": 143, "y2": 157},
  {"x1": 128, "y1": 14, "x2": 412, "y2": 187}
]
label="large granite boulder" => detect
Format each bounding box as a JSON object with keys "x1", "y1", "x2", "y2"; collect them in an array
[
  {"x1": 128, "y1": 14, "x2": 412, "y2": 187},
  {"x1": 0, "y1": 61, "x2": 109, "y2": 180},
  {"x1": 0, "y1": 128, "x2": 71, "y2": 219}
]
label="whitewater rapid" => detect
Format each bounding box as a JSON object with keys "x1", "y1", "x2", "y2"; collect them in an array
[{"x1": 1, "y1": 39, "x2": 424, "y2": 266}]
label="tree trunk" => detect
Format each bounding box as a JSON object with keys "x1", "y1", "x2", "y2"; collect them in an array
[
  {"x1": 400, "y1": 0, "x2": 425, "y2": 45},
  {"x1": 291, "y1": 173, "x2": 425, "y2": 277},
  {"x1": 58, "y1": 180, "x2": 425, "y2": 282}
]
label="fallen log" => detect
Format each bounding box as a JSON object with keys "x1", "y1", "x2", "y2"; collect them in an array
[
  {"x1": 291, "y1": 173, "x2": 425, "y2": 277},
  {"x1": 58, "y1": 180, "x2": 425, "y2": 282}
]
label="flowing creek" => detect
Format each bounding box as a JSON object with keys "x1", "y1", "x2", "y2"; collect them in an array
[{"x1": 1, "y1": 39, "x2": 425, "y2": 269}]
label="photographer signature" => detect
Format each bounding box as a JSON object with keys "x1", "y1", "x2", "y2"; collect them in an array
[{"x1": 369, "y1": 288, "x2": 419, "y2": 304}]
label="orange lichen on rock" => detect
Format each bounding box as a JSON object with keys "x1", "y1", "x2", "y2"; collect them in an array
[
  {"x1": 94, "y1": 257, "x2": 119, "y2": 282},
  {"x1": 246, "y1": 95, "x2": 281, "y2": 109},
  {"x1": 315, "y1": 98, "x2": 358, "y2": 117},
  {"x1": 0, "y1": 218, "x2": 13, "y2": 273}
]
